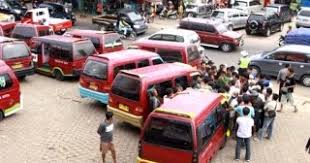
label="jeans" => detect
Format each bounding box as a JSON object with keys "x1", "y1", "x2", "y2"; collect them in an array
[
  {"x1": 235, "y1": 137, "x2": 251, "y2": 160},
  {"x1": 258, "y1": 116, "x2": 275, "y2": 139}
]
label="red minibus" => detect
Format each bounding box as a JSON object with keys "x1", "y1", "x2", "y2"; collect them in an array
[
  {"x1": 138, "y1": 89, "x2": 226, "y2": 163},
  {"x1": 80, "y1": 49, "x2": 164, "y2": 104},
  {"x1": 32, "y1": 35, "x2": 97, "y2": 80},
  {"x1": 135, "y1": 40, "x2": 202, "y2": 68},
  {"x1": 0, "y1": 60, "x2": 22, "y2": 121},
  {"x1": 107, "y1": 63, "x2": 201, "y2": 128}
]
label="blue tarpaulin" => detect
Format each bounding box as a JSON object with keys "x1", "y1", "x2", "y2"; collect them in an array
[{"x1": 285, "y1": 28, "x2": 310, "y2": 46}]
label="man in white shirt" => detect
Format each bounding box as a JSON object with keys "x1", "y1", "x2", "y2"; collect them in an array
[{"x1": 235, "y1": 107, "x2": 254, "y2": 162}]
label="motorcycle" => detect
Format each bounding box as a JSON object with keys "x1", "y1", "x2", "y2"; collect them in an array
[
  {"x1": 159, "y1": 8, "x2": 177, "y2": 19},
  {"x1": 114, "y1": 26, "x2": 137, "y2": 40},
  {"x1": 279, "y1": 35, "x2": 285, "y2": 46}
]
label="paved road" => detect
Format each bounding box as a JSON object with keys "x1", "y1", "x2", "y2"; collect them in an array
[{"x1": 0, "y1": 16, "x2": 309, "y2": 163}]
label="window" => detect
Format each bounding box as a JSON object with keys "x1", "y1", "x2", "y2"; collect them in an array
[
  {"x1": 249, "y1": 1, "x2": 260, "y2": 6},
  {"x1": 216, "y1": 105, "x2": 226, "y2": 126},
  {"x1": 299, "y1": 10, "x2": 310, "y2": 17},
  {"x1": 149, "y1": 34, "x2": 162, "y2": 40},
  {"x1": 286, "y1": 53, "x2": 306, "y2": 63},
  {"x1": 82, "y1": 60, "x2": 108, "y2": 80},
  {"x1": 266, "y1": 52, "x2": 286, "y2": 60},
  {"x1": 104, "y1": 35, "x2": 122, "y2": 48},
  {"x1": 2, "y1": 43, "x2": 30, "y2": 60},
  {"x1": 152, "y1": 80, "x2": 173, "y2": 98},
  {"x1": 212, "y1": 11, "x2": 225, "y2": 19},
  {"x1": 138, "y1": 59, "x2": 150, "y2": 68},
  {"x1": 191, "y1": 23, "x2": 205, "y2": 32},
  {"x1": 49, "y1": 44, "x2": 73, "y2": 62},
  {"x1": 90, "y1": 37, "x2": 101, "y2": 49},
  {"x1": 162, "y1": 34, "x2": 177, "y2": 41},
  {"x1": 74, "y1": 40, "x2": 96, "y2": 60},
  {"x1": 197, "y1": 110, "x2": 217, "y2": 151},
  {"x1": 187, "y1": 46, "x2": 201, "y2": 62},
  {"x1": 175, "y1": 76, "x2": 188, "y2": 89},
  {"x1": 157, "y1": 49, "x2": 183, "y2": 63},
  {"x1": 232, "y1": 13, "x2": 239, "y2": 18},
  {"x1": 12, "y1": 27, "x2": 36, "y2": 39},
  {"x1": 113, "y1": 63, "x2": 136, "y2": 77},
  {"x1": 143, "y1": 117, "x2": 193, "y2": 150},
  {"x1": 152, "y1": 58, "x2": 164, "y2": 65},
  {"x1": 0, "y1": 73, "x2": 13, "y2": 91},
  {"x1": 111, "y1": 75, "x2": 141, "y2": 101}
]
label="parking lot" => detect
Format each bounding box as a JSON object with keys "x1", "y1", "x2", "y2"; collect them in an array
[{"x1": 0, "y1": 17, "x2": 310, "y2": 163}]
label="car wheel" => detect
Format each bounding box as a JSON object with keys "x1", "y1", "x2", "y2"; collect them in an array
[
  {"x1": 228, "y1": 25, "x2": 233, "y2": 31},
  {"x1": 301, "y1": 75, "x2": 310, "y2": 87},
  {"x1": 220, "y1": 43, "x2": 232, "y2": 52},
  {"x1": 53, "y1": 70, "x2": 64, "y2": 81},
  {"x1": 0, "y1": 110, "x2": 4, "y2": 121},
  {"x1": 250, "y1": 65, "x2": 261, "y2": 75},
  {"x1": 265, "y1": 28, "x2": 271, "y2": 37},
  {"x1": 249, "y1": 20, "x2": 259, "y2": 30}
]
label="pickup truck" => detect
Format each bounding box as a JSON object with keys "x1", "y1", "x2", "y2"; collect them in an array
[
  {"x1": 21, "y1": 8, "x2": 72, "y2": 34},
  {"x1": 92, "y1": 8, "x2": 148, "y2": 34}
]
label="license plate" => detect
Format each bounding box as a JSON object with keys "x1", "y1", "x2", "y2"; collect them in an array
[
  {"x1": 119, "y1": 103, "x2": 129, "y2": 112},
  {"x1": 12, "y1": 64, "x2": 23, "y2": 69},
  {"x1": 89, "y1": 83, "x2": 98, "y2": 90}
]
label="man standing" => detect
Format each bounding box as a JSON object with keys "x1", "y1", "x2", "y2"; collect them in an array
[
  {"x1": 235, "y1": 107, "x2": 254, "y2": 162},
  {"x1": 238, "y1": 51, "x2": 250, "y2": 76},
  {"x1": 279, "y1": 67, "x2": 298, "y2": 112},
  {"x1": 97, "y1": 111, "x2": 117, "y2": 163},
  {"x1": 277, "y1": 64, "x2": 290, "y2": 102}
]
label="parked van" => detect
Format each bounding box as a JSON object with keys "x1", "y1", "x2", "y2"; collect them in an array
[
  {"x1": 107, "y1": 63, "x2": 200, "y2": 128},
  {"x1": 135, "y1": 40, "x2": 202, "y2": 68},
  {"x1": 0, "y1": 36, "x2": 34, "y2": 78},
  {"x1": 79, "y1": 49, "x2": 164, "y2": 104},
  {"x1": 64, "y1": 30, "x2": 124, "y2": 54},
  {"x1": 0, "y1": 60, "x2": 22, "y2": 121},
  {"x1": 138, "y1": 89, "x2": 226, "y2": 163},
  {"x1": 32, "y1": 35, "x2": 97, "y2": 80}
]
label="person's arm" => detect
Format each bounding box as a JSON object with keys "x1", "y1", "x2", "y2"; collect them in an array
[{"x1": 97, "y1": 123, "x2": 104, "y2": 135}]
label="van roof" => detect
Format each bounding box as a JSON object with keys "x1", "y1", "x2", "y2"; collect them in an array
[
  {"x1": 120, "y1": 63, "x2": 197, "y2": 82},
  {"x1": 276, "y1": 44, "x2": 310, "y2": 54},
  {"x1": 66, "y1": 29, "x2": 118, "y2": 36},
  {"x1": 155, "y1": 89, "x2": 222, "y2": 121},
  {"x1": 151, "y1": 28, "x2": 197, "y2": 37},
  {"x1": 15, "y1": 23, "x2": 50, "y2": 28},
  {"x1": 135, "y1": 39, "x2": 193, "y2": 49},
  {"x1": 93, "y1": 49, "x2": 159, "y2": 63},
  {"x1": 36, "y1": 35, "x2": 89, "y2": 43}
]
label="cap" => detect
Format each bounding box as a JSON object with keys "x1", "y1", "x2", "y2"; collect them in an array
[{"x1": 241, "y1": 50, "x2": 249, "y2": 57}]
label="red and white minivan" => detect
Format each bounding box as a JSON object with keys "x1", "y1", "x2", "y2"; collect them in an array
[
  {"x1": 138, "y1": 89, "x2": 226, "y2": 163},
  {"x1": 0, "y1": 60, "x2": 22, "y2": 121}
]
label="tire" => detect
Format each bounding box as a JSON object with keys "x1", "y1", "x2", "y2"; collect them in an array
[
  {"x1": 301, "y1": 75, "x2": 310, "y2": 87},
  {"x1": 250, "y1": 65, "x2": 261, "y2": 75},
  {"x1": 53, "y1": 70, "x2": 64, "y2": 81},
  {"x1": 249, "y1": 20, "x2": 259, "y2": 30},
  {"x1": 128, "y1": 31, "x2": 137, "y2": 41},
  {"x1": 0, "y1": 110, "x2": 4, "y2": 121},
  {"x1": 220, "y1": 43, "x2": 232, "y2": 52},
  {"x1": 265, "y1": 28, "x2": 271, "y2": 37}
]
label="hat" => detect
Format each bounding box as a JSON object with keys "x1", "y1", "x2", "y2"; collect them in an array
[{"x1": 241, "y1": 50, "x2": 249, "y2": 57}]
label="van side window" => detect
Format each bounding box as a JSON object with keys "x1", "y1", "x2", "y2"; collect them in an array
[
  {"x1": 157, "y1": 49, "x2": 183, "y2": 63},
  {"x1": 90, "y1": 37, "x2": 101, "y2": 49},
  {"x1": 154, "y1": 81, "x2": 173, "y2": 98},
  {"x1": 175, "y1": 76, "x2": 189, "y2": 90},
  {"x1": 0, "y1": 73, "x2": 13, "y2": 90},
  {"x1": 197, "y1": 110, "x2": 217, "y2": 151},
  {"x1": 113, "y1": 63, "x2": 136, "y2": 77},
  {"x1": 149, "y1": 34, "x2": 162, "y2": 40},
  {"x1": 285, "y1": 53, "x2": 306, "y2": 63},
  {"x1": 50, "y1": 45, "x2": 73, "y2": 62},
  {"x1": 216, "y1": 105, "x2": 226, "y2": 125},
  {"x1": 138, "y1": 59, "x2": 150, "y2": 68},
  {"x1": 152, "y1": 58, "x2": 164, "y2": 65}
]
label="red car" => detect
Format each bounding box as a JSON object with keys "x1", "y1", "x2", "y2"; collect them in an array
[
  {"x1": 0, "y1": 60, "x2": 22, "y2": 121},
  {"x1": 138, "y1": 90, "x2": 226, "y2": 163},
  {"x1": 11, "y1": 23, "x2": 53, "y2": 48},
  {"x1": 0, "y1": 37, "x2": 34, "y2": 79},
  {"x1": 0, "y1": 22, "x2": 16, "y2": 37},
  {"x1": 179, "y1": 18, "x2": 244, "y2": 52},
  {"x1": 64, "y1": 30, "x2": 124, "y2": 54}
]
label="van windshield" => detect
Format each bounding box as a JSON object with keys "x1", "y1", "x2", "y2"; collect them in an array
[
  {"x1": 74, "y1": 40, "x2": 96, "y2": 60},
  {"x1": 111, "y1": 74, "x2": 141, "y2": 101},
  {"x1": 157, "y1": 49, "x2": 183, "y2": 63},
  {"x1": 144, "y1": 117, "x2": 193, "y2": 150},
  {"x1": 3, "y1": 43, "x2": 30, "y2": 60},
  {"x1": 82, "y1": 60, "x2": 107, "y2": 80},
  {"x1": 0, "y1": 73, "x2": 13, "y2": 90}
]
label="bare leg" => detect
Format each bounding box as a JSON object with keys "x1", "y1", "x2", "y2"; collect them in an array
[
  {"x1": 101, "y1": 143, "x2": 108, "y2": 163},
  {"x1": 110, "y1": 143, "x2": 117, "y2": 163}
]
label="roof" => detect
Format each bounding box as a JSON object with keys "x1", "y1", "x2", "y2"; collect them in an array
[
  {"x1": 155, "y1": 89, "x2": 222, "y2": 120},
  {"x1": 93, "y1": 49, "x2": 160, "y2": 63},
  {"x1": 36, "y1": 35, "x2": 89, "y2": 43},
  {"x1": 135, "y1": 39, "x2": 193, "y2": 48},
  {"x1": 150, "y1": 28, "x2": 197, "y2": 37},
  {"x1": 181, "y1": 17, "x2": 221, "y2": 25},
  {"x1": 120, "y1": 63, "x2": 197, "y2": 82},
  {"x1": 15, "y1": 23, "x2": 50, "y2": 28},
  {"x1": 276, "y1": 44, "x2": 310, "y2": 54},
  {"x1": 66, "y1": 30, "x2": 118, "y2": 36}
]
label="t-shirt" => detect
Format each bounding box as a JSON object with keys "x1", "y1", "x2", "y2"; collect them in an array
[
  {"x1": 284, "y1": 76, "x2": 296, "y2": 93},
  {"x1": 234, "y1": 105, "x2": 255, "y2": 118},
  {"x1": 97, "y1": 121, "x2": 114, "y2": 143},
  {"x1": 264, "y1": 100, "x2": 277, "y2": 117},
  {"x1": 236, "y1": 116, "x2": 254, "y2": 138}
]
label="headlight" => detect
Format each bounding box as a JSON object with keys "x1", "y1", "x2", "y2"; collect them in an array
[
  {"x1": 14, "y1": 9, "x2": 21, "y2": 14},
  {"x1": 133, "y1": 25, "x2": 140, "y2": 28}
]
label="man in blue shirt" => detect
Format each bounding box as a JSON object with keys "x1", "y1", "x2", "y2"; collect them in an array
[{"x1": 235, "y1": 94, "x2": 255, "y2": 118}]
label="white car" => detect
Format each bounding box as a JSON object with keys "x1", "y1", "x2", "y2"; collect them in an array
[
  {"x1": 296, "y1": 8, "x2": 310, "y2": 28},
  {"x1": 142, "y1": 29, "x2": 205, "y2": 54},
  {"x1": 211, "y1": 8, "x2": 249, "y2": 30},
  {"x1": 232, "y1": 0, "x2": 263, "y2": 14}
]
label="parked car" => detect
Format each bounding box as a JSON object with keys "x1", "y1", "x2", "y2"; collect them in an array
[
  {"x1": 32, "y1": 35, "x2": 97, "y2": 80},
  {"x1": 0, "y1": 21, "x2": 16, "y2": 37},
  {"x1": 64, "y1": 30, "x2": 123, "y2": 54},
  {"x1": 21, "y1": 8, "x2": 72, "y2": 34},
  {"x1": 79, "y1": 49, "x2": 164, "y2": 104},
  {"x1": 92, "y1": 8, "x2": 148, "y2": 34},
  {"x1": 135, "y1": 40, "x2": 202, "y2": 68},
  {"x1": 0, "y1": 60, "x2": 22, "y2": 121},
  {"x1": 0, "y1": 0, "x2": 27, "y2": 20},
  {"x1": 185, "y1": 3, "x2": 213, "y2": 18},
  {"x1": 0, "y1": 36, "x2": 34, "y2": 78},
  {"x1": 296, "y1": 8, "x2": 310, "y2": 28},
  {"x1": 246, "y1": 11, "x2": 283, "y2": 36},
  {"x1": 138, "y1": 90, "x2": 226, "y2": 163},
  {"x1": 211, "y1": 8, "x2": 249, "y2": 30},
  {"x1": 141, "y1": 28, "x2": 204, "y2": 54},
  {"x1": 249, "y1": 44, "x2": 310, "y2": 86},
  {"x1": 265, "y1": 4, "x2": 292, "y2": 23},
  {"x1": 179, "y1": 18, "x2": 244, "y2": 52},
  {"x1": 232, "y1": 0, "x2": 263, "y2": 14},
  {"x1": 38, "y1": 2, "x2": 76, "y2": 25},
  {"x1": 107, "y1": 63, "x2": 200, "y2": 127},
  {"x1": 11, "y1": 23, "x2": 53, "y2": 48}
]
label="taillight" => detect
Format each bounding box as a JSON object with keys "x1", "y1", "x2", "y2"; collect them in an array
[
  {"x1": 135, "y1": 107, "x2": 143, "y2": 114},
  {"x1": 192, "y1": 150, "x2": 198, "y2": 163},
  {"x1": 79, "y1": 77, "x2": 86, "y2": 86}
]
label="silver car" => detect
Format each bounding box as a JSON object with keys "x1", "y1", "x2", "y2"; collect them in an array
[
  {"x1": 185, "y1": 3, "x2": 213, "y2": 18},
  {"x1": 232, "y1": 0, "x2": 263, "y2": 14},
  {"x1": 296, "y1": 8, "x2": 310, "y2": 28},
  {"x1": 249, "y1": 45, "x2": 310, "y2": 86},
  {"x1": 211, "y1": 8, "x2": 249, "y2": 30}
]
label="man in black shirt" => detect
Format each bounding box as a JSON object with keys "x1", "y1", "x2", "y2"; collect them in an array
[{"x1": 279, "y1": 68, "x2": 297, "y2": 112}]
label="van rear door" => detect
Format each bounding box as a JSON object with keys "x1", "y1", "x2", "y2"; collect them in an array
[{"x1": 2, "y1": 43, "x2": 32, "y2": 71}]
